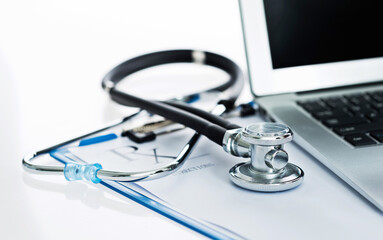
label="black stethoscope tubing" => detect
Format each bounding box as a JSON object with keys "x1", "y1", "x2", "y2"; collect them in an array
[{"x1": 102, "y1": 50, "x2": 243, "y2": 145}]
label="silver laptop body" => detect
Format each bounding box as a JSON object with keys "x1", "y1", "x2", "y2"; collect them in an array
[{"x1": 239, "y1": 0, "x2": 383, "y2": 211}]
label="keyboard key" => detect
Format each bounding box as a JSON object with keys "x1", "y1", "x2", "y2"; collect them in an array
[
  {"x1": 365, "y1": 112, "x2": 383, "y2": 122},
  {"x1": 345, "y1": 134, "x2": 376, "y2": 146},
  {"x1": 369, "y1": 93, "x2": 383, "y2": 103},
  {"x1": 313, "y1": 109, "x2": 349, "y2": 120},
  {"x1": 370, "y1": 102, "x2": 383, "y2": 112},
  {"x1": 371, "y1": 131, "x2": 383, "y2": 142},
  {"x1": 323, "y1": 116, "x2": 368, "y2": 128},
  {"x1": 298, "y1": 100, "x2": 328, "y2": 113},
  {"x1": 333, "y1": 121, "x2": 383, "y2": 136},
  {"x1": 322, "y1": 96, "x2": 348, "y2": 108},
  {"x1": 344, "y1": 93, "x2": 372, "y2": 105},
  {"x1": 348, "y1": 105, "x2": 375, "y2": 114}
]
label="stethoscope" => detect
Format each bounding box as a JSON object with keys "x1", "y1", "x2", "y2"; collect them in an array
[{"x1": 23, "y1": 50, "x2": 304, "y2": 192}]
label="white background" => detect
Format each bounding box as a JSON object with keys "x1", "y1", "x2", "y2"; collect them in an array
[
  {"x1": 1, "y1": 1, "x2": 383, "y2": 239},
  {"x1": 0, "y1": 0, "x2": 245, "y2": 239}
]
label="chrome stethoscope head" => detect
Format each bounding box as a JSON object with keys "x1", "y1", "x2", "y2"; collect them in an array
[{"x1": 223, "y1": 122, "x2": 304, "y2": 192}]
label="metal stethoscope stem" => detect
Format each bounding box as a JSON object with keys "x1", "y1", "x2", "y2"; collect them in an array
[{"x1": 223, "y1": 122, "x2": 304, "y2": 192}]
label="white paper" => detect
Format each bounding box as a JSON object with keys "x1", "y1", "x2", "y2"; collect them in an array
[{"x1": 65, "y1": 116, "x2": 383, "y2": 240}]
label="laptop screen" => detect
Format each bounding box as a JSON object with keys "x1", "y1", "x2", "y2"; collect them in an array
[
  {"x1": 263, "y1": 0, "x2": 383, "y2": 70},
  {"x1": 240, "y1": 0, "x2": 383, "y2": 96}
]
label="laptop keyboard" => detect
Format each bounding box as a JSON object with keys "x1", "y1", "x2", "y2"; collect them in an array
[{"x1": 297, "y1": 90, "x2": 383, "y2": 147}]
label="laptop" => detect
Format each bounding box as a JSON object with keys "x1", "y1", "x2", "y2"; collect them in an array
[{"x1": 239, "y1": 0, "x2": 383, "y2": 211}]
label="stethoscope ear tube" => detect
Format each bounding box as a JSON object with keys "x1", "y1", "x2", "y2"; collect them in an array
[
  {"x1": 102, "y1": 50, "x2": 244, "y2": 108},
  {"x1": 164, "y1": 101, "x2": 241, "y2": 130},
  {"x1": 109, "y1": 88, "x2": 227, "y2": 145},
  {"x1": 103, "y1": 49, "x2": 244, "y2": 146}
]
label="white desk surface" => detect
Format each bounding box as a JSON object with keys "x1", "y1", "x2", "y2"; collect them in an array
[{"x1": 0, "y1": 0, "x2": 382, "y2": 239}]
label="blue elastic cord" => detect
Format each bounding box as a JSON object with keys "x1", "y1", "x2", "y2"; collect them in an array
[
  {"x1": 185, "y1": 94, "x2": 200, "y2": 103},
  {"x1": 63, "y1": 163, "x2": 103, "y2": 183},
  {"x1": 78, "y1": 133, "x2": 117, "y2": 146}
]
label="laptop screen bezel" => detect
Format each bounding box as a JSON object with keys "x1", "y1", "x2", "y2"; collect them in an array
[{"x1": 239, "y1": 0, "x2": 383, "y2": 97}]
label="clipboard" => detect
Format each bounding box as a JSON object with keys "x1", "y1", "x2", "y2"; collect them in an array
[
  {"x1": 29, "y1": 111, "x2": 243, "y2": 239},
  {"x1": 25, "y1": 111, "x2": 383, "y2": 240}
]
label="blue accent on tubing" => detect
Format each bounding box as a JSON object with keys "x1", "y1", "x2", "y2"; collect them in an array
[{"x1": 63, "y1": 163, "x2": 102, "y2": 183}]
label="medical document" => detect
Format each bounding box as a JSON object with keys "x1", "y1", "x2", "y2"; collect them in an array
[{"x1": 57, "y1": 116, "x2": 383, "y2": 240}]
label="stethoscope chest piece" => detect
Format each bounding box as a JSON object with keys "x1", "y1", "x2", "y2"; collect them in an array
[{"x1": 228, "y1": 122, "x2": 304, "y2": 192}]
